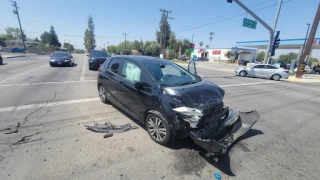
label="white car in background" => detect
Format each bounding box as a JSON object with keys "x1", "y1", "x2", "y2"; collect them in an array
[{"x1": 235, "y1": 64, "x2": 289, "y2": 81}]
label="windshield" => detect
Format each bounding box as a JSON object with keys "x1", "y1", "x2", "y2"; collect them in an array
[
  {"x1": 142, "y1": 61, "x2": 198, "y2": 87},
  {"x1": 52, "y1": 52, "x2": 69, "y2": 57},
  {"x1": 90, "y1": 50, "x2": 108, "y2": 57}
]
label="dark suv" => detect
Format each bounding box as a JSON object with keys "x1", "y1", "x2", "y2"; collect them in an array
[
  {"x1": 0, "y1": 53, "x2": 3, "y2": 65},
  {"x1": 96, "y1": 56, "x2": 260, "y2": 154},
  {"x1": 88, "y1": 50, "x2": 110, "y2": 70}
]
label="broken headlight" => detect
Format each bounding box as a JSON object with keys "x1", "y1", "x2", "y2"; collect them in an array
[{"x1": 173, "y1": 107, "x2": 204, "y2": 128}]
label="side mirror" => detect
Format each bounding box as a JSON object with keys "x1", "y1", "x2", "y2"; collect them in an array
[
  {"x1": 134, "y1": 82, "x2": 144, "y2": 90},
  {"x1": 188, "y1": 59, "x2": 197, "y2": 75},
  {"x1": 70, "y1": 55, "x2": 73, "y2": 58}
]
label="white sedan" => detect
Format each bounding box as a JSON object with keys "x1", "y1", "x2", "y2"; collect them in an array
[{"x1": 235, "y1": 64, "x2": 289, "y2": 81}]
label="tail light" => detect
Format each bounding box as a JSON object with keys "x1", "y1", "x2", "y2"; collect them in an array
[
  {"x1": 283, "y1": 70, "x2": 289, "y2": 73},
  {"x1": 98, "y1": 66, "x2": 102, "y2": 72}
]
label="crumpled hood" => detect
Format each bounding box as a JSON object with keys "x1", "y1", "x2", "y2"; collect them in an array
[{"x1": 164, "y1": 80, "x2": 225, "y2": 113}]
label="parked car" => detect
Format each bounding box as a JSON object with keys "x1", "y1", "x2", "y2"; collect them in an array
[
  {"x1": 97, "y1": 56, "x2": 260, "y2": 154},
  {"x1": 313, "y1": 65, "x2": 320, "y2": 73},
  {"x1": 235, "y1": 64, "x2": 289, "y2": 80},
  {"x1": 178, "y1": 55, "x2": 189, "y2": 61},
  {"x1": 238, "y1": 59, "x2": 249, "y2": 66},
  {"x1": 0, "y1": 53, "x2": 3, "y2": 65},
  {"x1": 196, "y1": 57, "x2": 208, "y2": 61},
  {"x1": 49, "y1": 51, "x2": 74, "y2": 67},
  {"x1": 88, "y1": 50, "x2": 110, "y2": 70}
]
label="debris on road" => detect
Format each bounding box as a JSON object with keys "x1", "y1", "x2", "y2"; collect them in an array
[
  {"x1": 0, "y1": 122, "x2": 20, "y2": 134},
  {"x1": 214, "y1": 172, "x2": 221, "y2": 180},
  {"x1": 84, "y1": 122, "x2": 138, "y2": 138}
]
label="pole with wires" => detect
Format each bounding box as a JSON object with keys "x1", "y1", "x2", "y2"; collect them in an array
[{"x1": 11, "y1": 0, "x2": 26, "y2": 52}]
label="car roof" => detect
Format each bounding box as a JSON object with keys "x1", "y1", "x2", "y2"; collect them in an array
[{"x1": 115, "y1": 55, "x2": 170, "y2": 64}]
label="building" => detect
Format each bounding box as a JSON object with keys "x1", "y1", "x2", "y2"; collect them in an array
[
  {"x1": 4, "y1": 38, "x2": 40, "y2": 48},
  {"x1": 190, "y1": 47, "x2": 256, "y2": 62}
]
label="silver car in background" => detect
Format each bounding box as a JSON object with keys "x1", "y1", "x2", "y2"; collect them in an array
[{"x1": 234, "y1": 64, "x2": 289, "y2": 81}]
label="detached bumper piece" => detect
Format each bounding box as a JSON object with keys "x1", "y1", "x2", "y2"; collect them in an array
[{"x1": 190, "y1": 109, "x2": 260, "y2": 154}]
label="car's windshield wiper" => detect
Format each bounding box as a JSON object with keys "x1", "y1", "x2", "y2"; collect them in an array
[{"x1": 180, "y1": 80, "x2": 199, "y2": 86}]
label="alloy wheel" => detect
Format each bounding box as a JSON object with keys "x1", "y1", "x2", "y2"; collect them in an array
[
  {"x1": 147, "y1": 117, "x2": 167, "y2": 142},
  {"x1": 99, "y1": 85, "x2": 106, "y2": 102}
]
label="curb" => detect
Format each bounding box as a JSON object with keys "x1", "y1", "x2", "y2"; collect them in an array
[{"x1": 285, "y1": 77, "x2": 320, "y2": 83}]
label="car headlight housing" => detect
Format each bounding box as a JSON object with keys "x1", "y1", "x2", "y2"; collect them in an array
[
  {"x1": 49, "y1": 59, "x2": 55, "y2": 62},
  {"x1": 64, "y1": 59, "x2": 71, "y2": 62}
]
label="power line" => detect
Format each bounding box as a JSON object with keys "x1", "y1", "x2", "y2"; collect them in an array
[
  {"x1": 178, "y1": 0, "x2": 292, "y2": 32},
  {"x1": 176, "y1": 0, "x2": 273, "y2": 32}
]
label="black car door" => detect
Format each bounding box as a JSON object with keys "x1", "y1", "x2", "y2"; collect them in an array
[
  {"x1": 117, "y1": 59, "x2": 155, "y2": 121},
  {"x1": 103, "y1": 57, "x2": 126, "y2": 105}
]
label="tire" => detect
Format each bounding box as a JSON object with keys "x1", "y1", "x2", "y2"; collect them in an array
[
  {"x1": 239, "y1": 70, "x2": 247, "y2": 77},
  {"x1": 146, "y1": 113, "x2": 173, "y2": 145},
  {"x1": 272, "y1": 74, "x2": 281, "y2": 81},
  {"x1": 69, "y1": 61, "x2": 72, "y2": 67},
  {"x1": 98, "y1": 84, "x2": 108, "y2": 103}
]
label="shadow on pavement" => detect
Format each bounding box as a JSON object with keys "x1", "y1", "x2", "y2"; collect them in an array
[
  {"x1": 51, "y1": 63, "x2": 78, "y2": 67},
  {"x1": 167, "y1": 129, "x2": 263, "y2": 177}
]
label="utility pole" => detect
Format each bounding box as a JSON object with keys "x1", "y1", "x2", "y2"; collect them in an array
[
  {"x1": 123, "y1": 32, "x2": 127, "y2": 55},
  {"x1": 301, "y1": 23, "x2": 311, "y2": 63},
  {"x1": 11, "y1": 0, "x2": 26, "y2": 52},
  {"x1": 160, "y1": 9, "x2": 173, "y2": 59},
  {"x1": 228, "y1": 0, "x2": 282, "y2": 64},
  {"x1": 209, "y1": 32, "x2": 214, "y2": 47},
  {"x1": 296, "y1": 2, "x2": 320, "y2": 78},
  {"x1": 192, "y1": 33, "x2": 195, "y2": 43}
]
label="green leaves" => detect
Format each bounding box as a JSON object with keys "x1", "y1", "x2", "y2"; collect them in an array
[{"x1": 84, "y1": 15, "x2": 96, "y2": 53}]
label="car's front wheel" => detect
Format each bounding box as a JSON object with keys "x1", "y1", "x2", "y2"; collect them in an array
[
  {"x1": 98, "y1": 84, "x2": 108, "y2": 103},
  {"x1": 240, "y1": 70, "x2": 247, "y2": 77},
  {"x1": 146, "y1": 114, "x2": 173, "y2": 145}
]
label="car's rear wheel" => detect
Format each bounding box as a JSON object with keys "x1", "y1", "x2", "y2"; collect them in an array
[
  {"x1": 272, "y1": 74, "x2": 281, "y2": 81},
  {"x1": 240, "y1": 70, "x2": 247, "y2": 77},
  {"x1": 146, "y1": 114, "x2": 173, "y2": 145},
  {"x1": 98, "y1": 84, "x2": 108, "y2": 103}
]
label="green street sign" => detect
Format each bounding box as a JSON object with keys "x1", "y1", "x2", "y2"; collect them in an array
[
  {"x1": 242, "y1": 18, "x2": 257, "y2": 29},
  {"x1": 189, "y1": 48, "x2": 194, "y2": 53}
]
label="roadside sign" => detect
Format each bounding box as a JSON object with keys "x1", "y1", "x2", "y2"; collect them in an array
[{"x1": 242, "y1": 18, "x2": 257, "y2": 29}]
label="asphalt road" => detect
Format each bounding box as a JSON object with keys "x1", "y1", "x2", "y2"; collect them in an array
[{"x1": 0, "y1": 55, "x2": 319, "y2": 180}]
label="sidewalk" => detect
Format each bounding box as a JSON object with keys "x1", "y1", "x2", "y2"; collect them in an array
[
  {"x1": 286, "y1": 74, "x2": 320, "y2": 83},
  {"x1": 1, "y1": 53, "x2": 36, "y2": 59}
]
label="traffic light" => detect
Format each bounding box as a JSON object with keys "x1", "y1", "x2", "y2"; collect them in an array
[
  {"x1": 189, "y1": 43, "x2": 195, "y2": 52},
  {"x1": 270, "y1": 31, "x2": 280, "y2": 56},
  {"x1": 227, "y1": 0, "x2": 232, "y2": 3}
]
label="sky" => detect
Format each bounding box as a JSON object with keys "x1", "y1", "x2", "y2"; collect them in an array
[{"x1": 1, "y1": 0, "x2": 320, "y2": 57}]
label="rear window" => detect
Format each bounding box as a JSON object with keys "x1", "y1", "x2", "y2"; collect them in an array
[{"x1": 90, "y1": 50, "x2": 108, "y2": 57}]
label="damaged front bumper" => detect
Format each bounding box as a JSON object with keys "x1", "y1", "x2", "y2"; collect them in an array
[{"x1": 173, "y1": 107, "x2": 260, "y2": 154}]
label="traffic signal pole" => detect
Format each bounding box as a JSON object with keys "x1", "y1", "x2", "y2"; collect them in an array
[
  {"x1": 296, "y1": 2, "x2": 320, "y2": 78},
  {"x1": 229, "y1": 0, "x2": 283, "y2": 64}
]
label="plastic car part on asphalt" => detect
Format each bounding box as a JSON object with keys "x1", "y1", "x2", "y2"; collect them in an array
[{"x1": 84, "y1": 122, "x2": 138, "y2": 138}]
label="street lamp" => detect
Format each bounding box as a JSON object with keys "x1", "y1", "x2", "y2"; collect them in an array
[
  {"x1": 301, "y1": 23, "x2": 311, "y2": 63},
  {"x1": 192, "y1": 33, "x2": 195, "y2": 43}
]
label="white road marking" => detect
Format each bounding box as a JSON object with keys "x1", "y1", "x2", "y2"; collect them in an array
[
  {"x1": 0, "y1": 97, "x2": 100, "y2": 113},
  {"x1": 0, "y1": 64, "x2": 48, "y2": 83},
  {"x1": 80, "y1": 58, "x2": 87, "y2": 81},
  {"x1": 220, "y1": 81, "x2": 278, "y2": 88},
  {"x1": 0, "y1": 80, "x2": 96, "y2": 87}
]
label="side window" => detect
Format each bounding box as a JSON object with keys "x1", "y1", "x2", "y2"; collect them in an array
[
  {"x1": 108, "y1": 58, "x2": 122, "y2": 74},
  {"x1": 121, "y1": 60, "x2": 141, "y2": 83},
  {"x1": 266, "y1": 65, "x2": 278, "y2": 69},
  {"x1": 254, "y1": 65, "x2": 265, "y2": 68}
]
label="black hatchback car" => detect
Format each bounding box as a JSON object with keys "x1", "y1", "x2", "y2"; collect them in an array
[
  {"x1": 97, "y1": 56, "x2": 260, "y2": 154},
  {"x1": 88, "y1": 50, "x2": 110, "y2": 70}
]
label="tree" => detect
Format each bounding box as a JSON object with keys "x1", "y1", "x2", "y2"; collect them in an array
[
  {"x1": 40, "y1": 31, "x2": 51, "y2": 44},
  {"x1": 107, "y1": 45, "x2": 117, "y2": 54},
  {"x1": 277, "y1": 52, "x2": 298, "y2": 64},
  {"x1": 256, "y1": 51, "x2": 265, "y2": 62},
  {"x1": 49, "y1": 26, "x2": 61, "y2": 47},
  {"x1": 308, "y1": 57, "x2": 319, "y2": 66},
  {"x1": 156, "y1": 12, "x2": 172, "y2": 53},
  {"x1": 63, "y1": 42, "x2": 74, "y2": 52},
  {"x1": 184, "y1": 49, "x2": 191, "y2": 57},
  {"x1": 199, "y1": 42, "x2": 203, "y2": 48},
  {"x1": 205, "y1": 45, "x2": 209, "y2": 48},
  {"x1": 84, "y1": 15, "x2": 96, "y2": 53},
  {"x1": 143, "y1": 41, "x2": 161, "y2": 57},
  {"x1": 34, "y1": 37, "x2": 40, "y2": 42},
  {"x1": 226, "y1": 51, "x2": 232, "y2": 59},
  {"x1": 5, "y1": 27, "x2": 26, "y2": 39},
  {"x1": 133, "y1": 39, "x2": 144, "y2": 55}
]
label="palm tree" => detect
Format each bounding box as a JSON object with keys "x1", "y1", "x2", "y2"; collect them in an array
[{"x1": 199, "y1": 42, "x2": 203, "y2": 48}]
